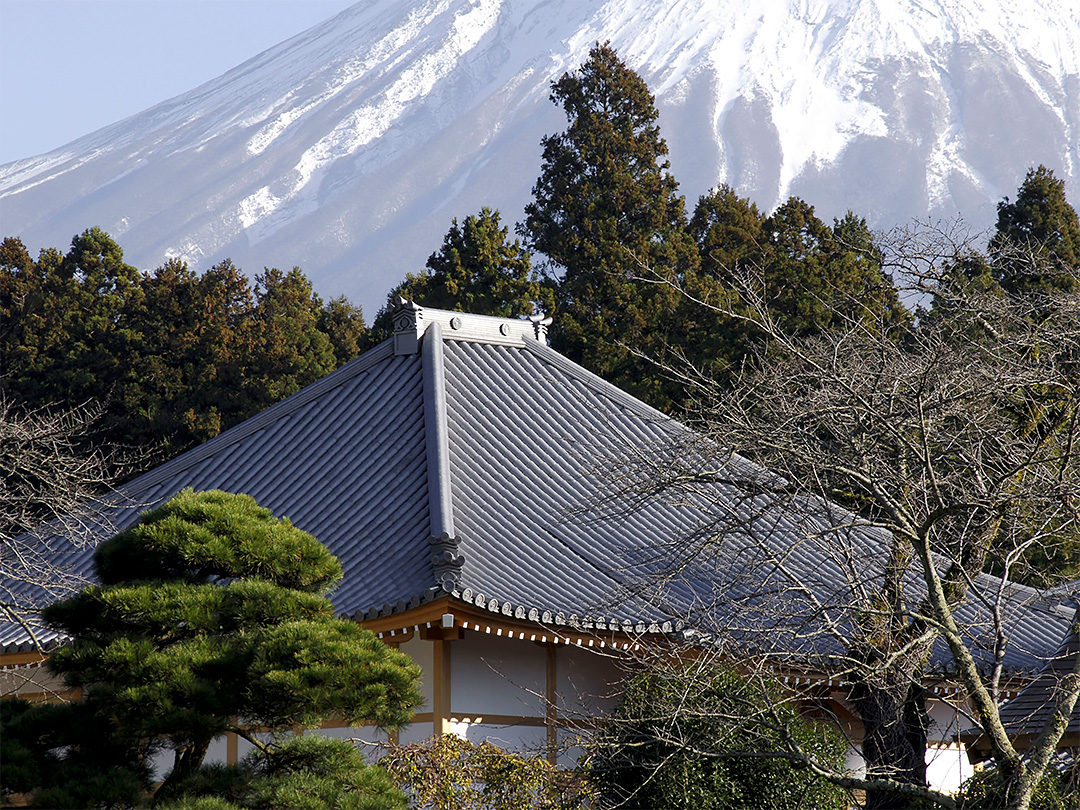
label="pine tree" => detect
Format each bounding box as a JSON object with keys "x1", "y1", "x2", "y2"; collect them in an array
[
  {"x1": 991, "y1": 165, "x2": 1080, "y2": 295},
  {"x1": 6, "y1": 489, "x2": 422, "y2": 807},
  {"x1": 521, "y1": 42, "x2": 698, "y2": 405}
]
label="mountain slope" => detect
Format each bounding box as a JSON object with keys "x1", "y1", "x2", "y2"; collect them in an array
[{"x1": 2, "y1": 0, "x2": 1077, "y2": 314}]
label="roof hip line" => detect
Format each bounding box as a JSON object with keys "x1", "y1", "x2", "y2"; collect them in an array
[{"x1": 422, "y1": 321, "x2": 455, "y2": 541}]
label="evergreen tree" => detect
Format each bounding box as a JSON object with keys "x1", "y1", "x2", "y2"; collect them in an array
[
  {"x1": 1, "y1": 697, "x2": 152, "y2": 808},
  {"x1": 667, "y1": 187, "x2": 767, "y2": 392},
  {"x1": 676, "y1": 192, "x2": 906, "y2": 400},
  {"x1": 3, "y1": 489, "x2": 422, "y2": 807},
  {"x1": 690, "y1": 185, "x2": 765, "y2": 281},
  {"x1": 247, "y1": 267, "x2": 340, "y2": 407},
  {"x1": 829, "y1": 210, "x2": 909, "y2": 333},
  {"x1": 0, "y1": 232, "x2": 371, "y2": 463},
  {"x1": 131, "y1": 257, "x2": 258, "y2": 448},
  {"x1": 521, "y1": 42, "x2": 698, "y2": 406},
  {"x1": 759, "y1": 199, "x2": 906, "y2": 336},
  {"x1": 758, "y1": 197, "x2": 838, "y2": 335},
  {"x1": 935, "y1": 167, "x2": 1080, "y2": 585},
  {"x1": 373, "y1": 208, "x2": 548, "y2": 336},
  {"x1": 0, "y1": 229, "x2": 144, "y2": 437},
  {"x1": 157, "y1": 735, "x2": 408, "y2": 810},
  {"x1": 319, "y1": 295, "x2": 373, "y2": 367},
  {"x1": 991, "y1": 165, "x2": 1080, "y2": 295}
]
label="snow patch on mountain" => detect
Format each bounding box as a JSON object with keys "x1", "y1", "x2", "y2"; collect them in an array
[{"x1": 1, "y1": 0, "x2": 1077, "y2": 315}]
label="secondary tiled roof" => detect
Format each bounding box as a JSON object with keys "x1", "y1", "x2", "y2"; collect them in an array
[
  {"x1": 996, "y1": 607, "x2": 1080, "y2": 740},
  {"x1": 961, "y1": 604, "x2": 1080, "y2": 758},
  {"x1": 2, "y1": 304, "x2": 1075, "y2": 677}
]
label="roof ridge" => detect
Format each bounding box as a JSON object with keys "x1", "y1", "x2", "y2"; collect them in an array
[{"x1": 422, "y1": 322, "x2": 455, "y2": 543}]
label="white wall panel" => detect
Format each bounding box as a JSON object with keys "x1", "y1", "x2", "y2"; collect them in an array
[
  {"x1": 397, "y1": 635, "x2": 433, "y2": 712},
  {"x1": 557, "y1": 644, "x2": 625, "y2": 718},
  {"x1": 451, "y1": 631, "x2": 545, "y2": 716}
]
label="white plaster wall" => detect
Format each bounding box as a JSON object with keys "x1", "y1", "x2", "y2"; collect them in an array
[
  {"x1": 399, "y1": 720, "x2": 435, "y2": 745},
  {"x1": 927, "y1": 696, "x2": 968, "y2": 742},
  {"x1": 558, "y1": 727, "x2": 591, "y2": 767},
  {"x1": 0, "y1": 662, "x2": 68, "y2": 699},
  {"x1": 152, "y1": 748, "x2": 176, "y2": 782},
  {"x1": 924, "y1": 698, "x2": 975, "y2": 793},
  {"x1": 557, "y1": 644, "x2": 625, "y2": 718},
  {"x1": 150, "y1": 735, "x2": 231, "y2": 780},
  {"x1": 844, "y1": 744, "x2": 867, "y2": 779},
  {"x1": 926, "y1": 743, "x2": 975, "y2": 795},
  {"x1": 460, "y1": 721, "x2": 547, "y2": 754},
  {"x1": 825, "y1": 697, "x2": 975, "y2": 796},
  {"x1": 452, "y1": 631, "x2": 545, "y2": 716},
  {"x1": 396, "y1": 635, "x2": 434, "y2": 712}
]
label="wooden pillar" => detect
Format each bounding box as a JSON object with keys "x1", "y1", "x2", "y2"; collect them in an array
[
  {"x1": 431, "y1": 637, "x2": 452, "y2": 737},
  {"x1": 546, "y1": 644, "x2": 558, "y2": 766},
  {"x1": 387, "y1": 640, "x2": 401, "y2": 745},
  {"x1": 421, "y1": 619, "x2": 461, "y2": 739},
  {"x1": 226, "y1": 731, "x2": 238, "y2": 765}
]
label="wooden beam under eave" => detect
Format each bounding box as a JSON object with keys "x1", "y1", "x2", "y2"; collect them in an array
[
  {"x1": 357, "y1": 595, "x2": 650, "y2": 650},
  {"x1": 0, "y1": 651, "x2": 47, "y2": 667}
]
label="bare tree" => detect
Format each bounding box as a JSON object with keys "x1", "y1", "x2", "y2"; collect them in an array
[
  {"x1": 0, "y1": 398, "x2": 135, "y2": 652},
  {"x1": 585, "y1": 222, "x2": 1079, "y2": 810}
]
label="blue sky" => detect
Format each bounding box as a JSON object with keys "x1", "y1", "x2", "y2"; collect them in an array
[{"x1": 0, "y1": 0, "x2": 358, "y2": 164}]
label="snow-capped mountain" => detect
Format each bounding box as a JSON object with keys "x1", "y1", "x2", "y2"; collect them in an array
[{"x1": 2, "y1": 0, "x2": 1078, "y2": 315}]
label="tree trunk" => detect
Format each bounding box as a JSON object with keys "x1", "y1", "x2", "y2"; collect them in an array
[
  {"x1": 850, "y1": 678, "x2": 930, "y2": 809},
  {"x1": 153, "y1": 736, "x2": 212, "y2": 804}
]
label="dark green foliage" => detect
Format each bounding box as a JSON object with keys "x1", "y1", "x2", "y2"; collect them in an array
[
  {"x1": 759, "y1": 199, "x2": 906, "y2": 337},
  {"x1": 1, "y1": 229, "x2": 144, "y2": 442},
  {"x1": 245, "y1": 268, "x2": 340, "y2": 408},
  {"x1": 319, "y1": 295, "x2": 373, "y2": 366},
  {"x1": 13, "y1": 489, "x2": 422, "y2": 806},
  {"x1": 158, "y1": 736, "x2": 408, "y2": 810},
  {"x1": 690, "y1": 184, "x2": 765, "y2": 282},
  {"x1": 0, "y1": 696, "x2": 152, "y2": 808},
  {"x1": 674, "y1": 186, "x2": 764, "y2": 385},
  {"x1": 829, "y1": 210, "x2": 909, "y2": 333},
  {"x1": 959, "y1": 761, "x2": 1074, "y2": 810},
  {"x1": 587, "y1": 661, "x2": 849, "y2": 810},
  {"x1": 929, "y1": 170, "x2": 1080, "y2": 586},
  {"x1": 991, "y1": 165, "x2": 1080, "y2": 295},
  {"x1": 514, "y1": 40, "x2": 907, "y2": 412},
  {"x1": 0, "y1": 231, "x2": 370, "y2": 464},
  {"x1": 374, "y1": 207, "x2": 549, "y2": 337},
  {"x1": 678, "y1": 191, "x2": 908, "y2": 396},
  {"x1": 89, "y1": 489, "x2": 342, "y2": 590},
  {"x1": 521, "y1": 42, "x2": 699, "y2": 408}
]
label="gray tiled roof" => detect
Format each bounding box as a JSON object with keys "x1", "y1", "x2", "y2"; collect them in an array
[
  {"x1": 2, "y1": 307, "x2": 1075, "y2": 678},
  {"x1": 961, "y1": 605, "x2": 1079, "y2": 757},
  {"x1": 996, "y1": 608, "x2": 1080, "y2": 739}
]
